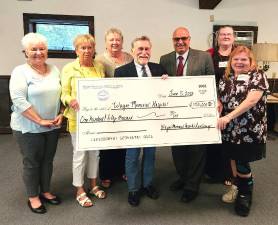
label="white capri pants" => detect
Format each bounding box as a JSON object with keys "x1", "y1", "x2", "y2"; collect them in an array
[{"x1": 70, "y1": 133, "x2": 99, "y2": 187}]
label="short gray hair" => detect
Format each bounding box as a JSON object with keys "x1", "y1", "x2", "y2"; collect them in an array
[
  {"x1": 131, "y1": 35, "x2": 152, "y2": 49},
  {"x1": 21, "y1": 32, "x2": 48, "y2": 50},
  {"x1": 105, "y1": 28, "x2": 123, "y2": 42}
]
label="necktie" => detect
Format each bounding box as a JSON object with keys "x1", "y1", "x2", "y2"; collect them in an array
[
  {"x1": 142, "y1": 65, "x2": 148, "y2": 77},
  {"x1": 176, "y1": 55, "x2": 184, "y2": 76}
]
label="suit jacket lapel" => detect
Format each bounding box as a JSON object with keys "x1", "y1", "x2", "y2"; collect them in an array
[
  {"x1": 130, "y1": 61, "x2": 138, "y2": 77},
  {"x1": 148, "y1": 63, "x2": 154, "y2": 75},
  {"x1": 170, "y1": 52, "x2": 177, "y2": 76},
  {"x1": 186, "y1": 49, "x2": 194, "y2": 76}
]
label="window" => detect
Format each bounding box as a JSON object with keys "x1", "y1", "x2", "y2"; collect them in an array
[{"x1": 23, "y1": 13, "x2": 94, "y2": 58}]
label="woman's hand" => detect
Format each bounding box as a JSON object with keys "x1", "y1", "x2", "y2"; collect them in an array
[
  {"x1": 53, "y1": 114, "x2": 63, "y2": 126},
  {"x1": 69, "y1": 99, "x2": 80, "y2": 111},
  {"x1": 217, "y1": 115, "x2": 231, "y2": 130},
  {"x1": 161, "y1": 74, "x2": 168, "y2": 80},
  {"x1": 39, "y1": 119, "x2": 55, "y2": 127},
  {"x1": 22, "y1": 107, "x2": 55, "y2": 127}
]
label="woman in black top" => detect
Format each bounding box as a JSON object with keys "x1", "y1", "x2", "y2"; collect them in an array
[{"x1": 206, "y1": 26, "x2": 236, "y2": 185}]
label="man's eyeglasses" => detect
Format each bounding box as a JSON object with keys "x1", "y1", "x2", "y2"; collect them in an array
[
  {"x1": 138, "y1": 47, "x2": 150, "y2": 51},
  {"x1": 173, "y1": 36, "x2": 190, "y2": 42}
]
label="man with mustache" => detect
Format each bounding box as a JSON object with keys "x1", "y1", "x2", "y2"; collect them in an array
[
  {"x1": 114, "y1": 36, "x2": 166, "y2": 207},
  {"x1": 160, "y1": 27, "x2": 214, "y2": 203}
]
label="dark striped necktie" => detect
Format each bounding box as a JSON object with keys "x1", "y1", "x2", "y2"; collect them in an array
[{"x1": 142, "y1": 65, "x2": 148, "y2": 77}]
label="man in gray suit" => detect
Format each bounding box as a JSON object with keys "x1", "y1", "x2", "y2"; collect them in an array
[{"x1": 160, "y1": 26, "x2": 214, "y2": 203}]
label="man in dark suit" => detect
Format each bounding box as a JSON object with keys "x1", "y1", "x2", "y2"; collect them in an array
[
  {"x1": 114, "y1": 36, "x2": 166, "y2": 207},
  {"x1": 160, "y1": 27, "x2": 214, "y2": 203}
]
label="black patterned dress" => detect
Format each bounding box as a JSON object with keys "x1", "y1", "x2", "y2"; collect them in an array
[{"x1": 219, "y1": 70, "x2": 269, "y2": 162}]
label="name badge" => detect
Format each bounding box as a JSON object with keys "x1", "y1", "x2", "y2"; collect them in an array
[
  {"x1": 237, "y1": 74, "x2": 249, "y2": 82},
  {"x1": 219, "y1": 61, "x2": 228, "y2": 68}
]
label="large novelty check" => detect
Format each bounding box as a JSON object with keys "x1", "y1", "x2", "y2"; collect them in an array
[{"x1": 76, "y1": 76, "x2": 221, "y2": 151}]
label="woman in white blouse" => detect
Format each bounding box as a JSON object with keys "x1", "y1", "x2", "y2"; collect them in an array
[{"x1": 9, "y1": 33, "x2": 63, "y2": 214}]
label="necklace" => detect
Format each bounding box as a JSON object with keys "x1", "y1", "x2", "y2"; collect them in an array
[
  {"x1": 106, "y1": 51, "x2": 124, "y2": 65},
  {"x1": 28, "y1": 63, "x2": 48, "y2": 75}
]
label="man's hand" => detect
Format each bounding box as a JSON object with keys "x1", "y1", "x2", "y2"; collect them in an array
[{"x1": 161, "y1": 74, "x2": 168, "y2": 80}]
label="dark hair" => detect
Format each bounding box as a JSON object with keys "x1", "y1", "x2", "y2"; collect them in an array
[{"x1": 215, "y1": 25, "x2": 236, "y2": 47}]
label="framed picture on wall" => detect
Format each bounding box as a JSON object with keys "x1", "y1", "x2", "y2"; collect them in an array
[
  {"x1": 213, "y1": 25, "x2": 258, "y2": 48},
  {"x1": 23, "y1": 13, "x2": 94, "y2": 58}
]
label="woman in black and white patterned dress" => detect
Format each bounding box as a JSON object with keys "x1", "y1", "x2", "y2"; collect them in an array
[{"x1": 218, "y1": 45, "x2": 269, "y2": 217}]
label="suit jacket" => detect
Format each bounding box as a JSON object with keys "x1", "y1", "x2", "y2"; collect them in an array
[
  {"x1": 159, "y1": 48, "x2": 214, "y2": 76},
  {"x1": 114, "y1": 61, "x2": 166, "y2": 78}
]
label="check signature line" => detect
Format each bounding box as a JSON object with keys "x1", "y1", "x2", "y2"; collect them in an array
[
  {"x1": 97, "y1": 130, "x2": 146, "y2": 134},
  {"x1": 161, "y1": 127, "x2": 215, "y2": 131}
]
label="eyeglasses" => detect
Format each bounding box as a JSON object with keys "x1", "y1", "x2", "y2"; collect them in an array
[
  {"x1": 219, "y1": 33, "x2": 234, "y2": 37},
  {"x1": 137, "y1": 47, "x2": 150, "y2": 51},
  {"x1": 173, "y1": 36, "x2": 190, "y2": 42},
  {"x1": 29, "y1": 47, "x2": 47, "y2": 52}
]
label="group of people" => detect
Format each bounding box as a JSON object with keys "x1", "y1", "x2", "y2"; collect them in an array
[{"x1": 9, "y1": 25, "x2": 268, "y2": 218}]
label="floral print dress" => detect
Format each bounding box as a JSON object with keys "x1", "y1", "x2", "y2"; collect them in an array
[{"x1": 219, "y1": 70, "x2": 269, "y2": 146}]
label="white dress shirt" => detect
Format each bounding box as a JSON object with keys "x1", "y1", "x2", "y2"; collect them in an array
[
  {"x1": 176, "y1": 50, "x2": 189, "y2": 76},
  {"x1": 134, "y1": 61, "x2": 152, "y2": 77}
]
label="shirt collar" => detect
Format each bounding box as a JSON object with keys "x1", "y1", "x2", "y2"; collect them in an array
[
  {"x1": 134, "y1": 60, "x2": 147, "y2": 67},
  {"x1": 134, "y1": 61, "x2": 150, "y2": 77},
  {"x1": 176, "y1": 49, "x2": 189, "y2": 60}
]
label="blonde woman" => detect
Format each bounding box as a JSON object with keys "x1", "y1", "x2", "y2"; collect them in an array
[
  {"x1": 95, "y1": 28, "x2": 132, "y2": 188},
  {"x1": 61, "y1": 34, "x2": 106, "y2": 207}
]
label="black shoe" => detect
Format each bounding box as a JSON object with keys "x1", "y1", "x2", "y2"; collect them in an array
[
  {"x1": 181, "y1": 190, "x2": 198, "y2": 203},
  {"x1": 142, "y1": 185, "x2": 159, "y2": 199},
  {"x1": 128, "y1": 191, "x2": 140, "y2": 207},
  {"x1": 170, "y1": 179, "x2": 185, "y2": 191},
  {"x1": 27, "y1": 200, "x2": 47, "y2": 214},
  {"x1": 40, "y1": 194, "x2": 62, "y2": 205},
  {"x1": 235, "y1": 193, "x2": 252, "y2": 217}
]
